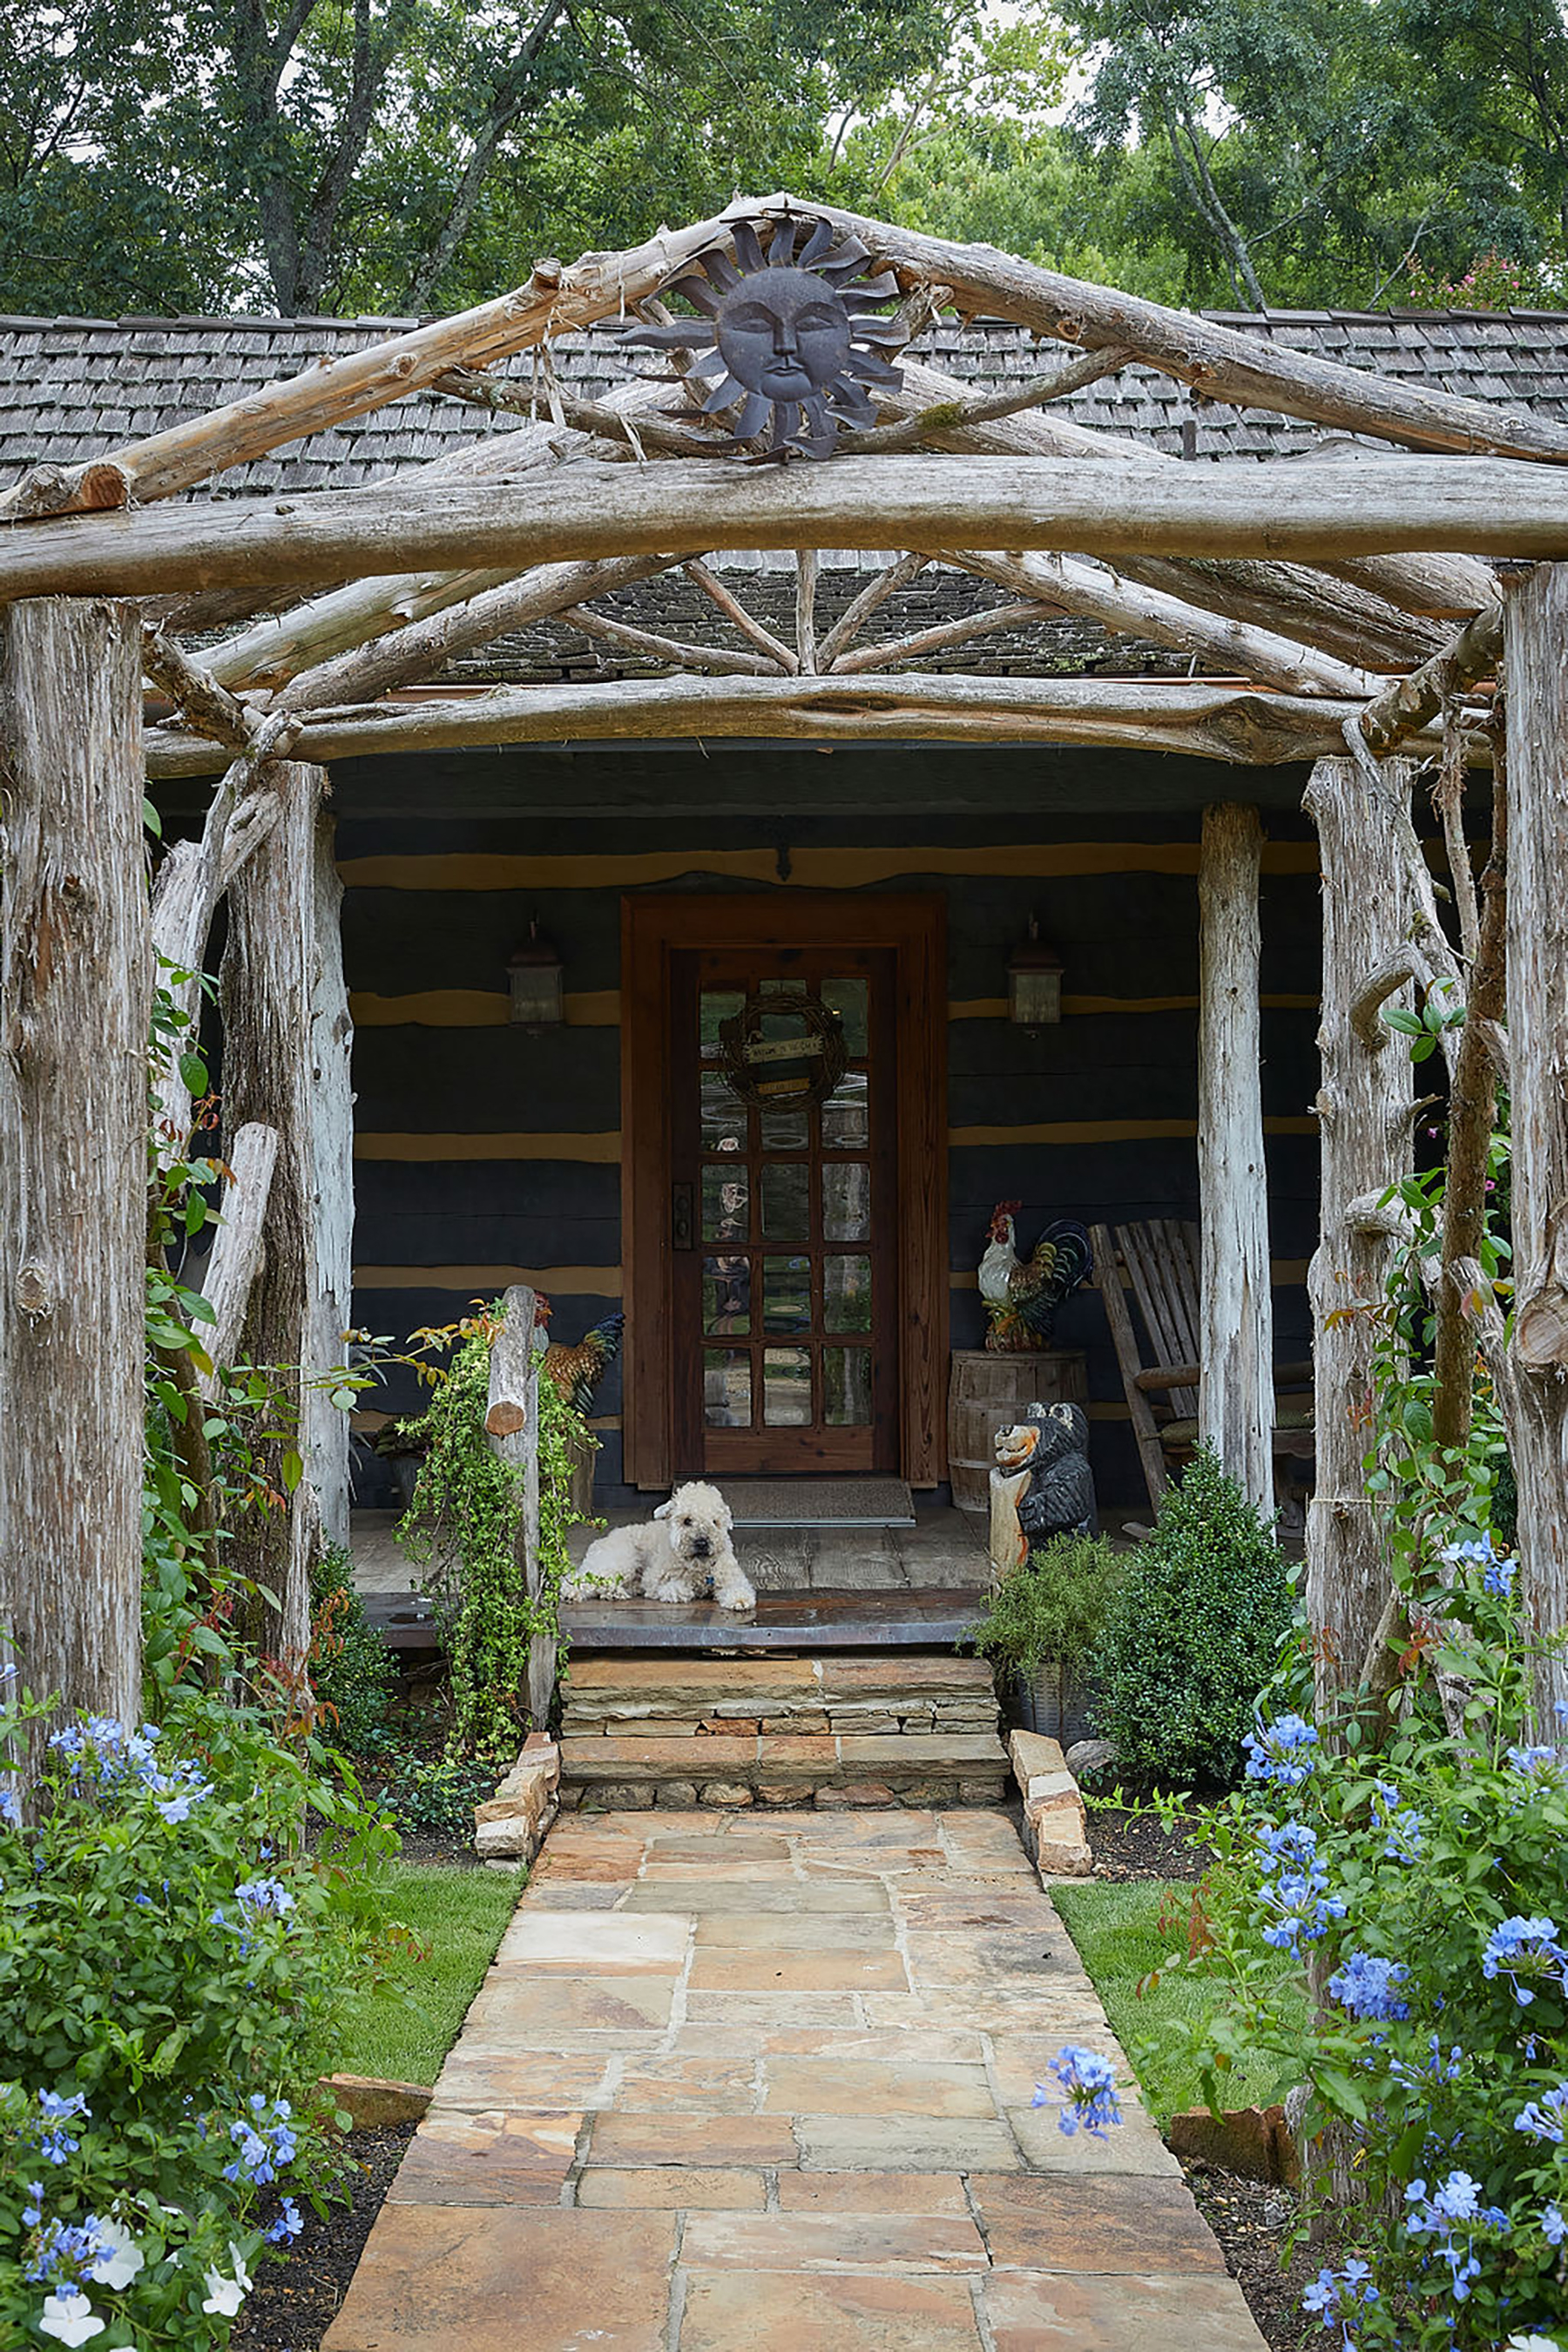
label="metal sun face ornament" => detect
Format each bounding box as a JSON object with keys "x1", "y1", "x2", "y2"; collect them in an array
[{"x1": 618, "y1": 213, "x2": 908, "y2": 458}]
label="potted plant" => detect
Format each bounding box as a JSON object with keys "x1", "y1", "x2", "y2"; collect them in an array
[{"x1": 963, "y1": 1532, "x2": 1125, "y2": 1744}]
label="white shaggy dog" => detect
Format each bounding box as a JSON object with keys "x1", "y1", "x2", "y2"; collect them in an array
[{"x1": 564, "y1": 1481, "x2": 755, "y2": 1612}]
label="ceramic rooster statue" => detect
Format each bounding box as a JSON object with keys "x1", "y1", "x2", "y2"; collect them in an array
[
  {"x1": 978, "y1": 1205, "x2": 1092, "y2": 1353},
  {"x1": 541, "y1": 1309, "x2": 625, "y2": 1417}
]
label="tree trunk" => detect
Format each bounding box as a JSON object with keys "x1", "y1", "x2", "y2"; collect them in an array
[
  {"x1": 1502, "y1": 564, "x2": 1568, "y2": 1727},
  {"x1": 1198, "y1": 803, "x2": 1275, "y2": 1514},
  {"x1": 0, "y1": 598, "x2": 148, "y2": 1726},
  {"x1": 220, "y1": 761, "x2": 325, "y2": 1674},
  {"x1": 306, "y1": 808, "x2": 354, "y2": 1555},
  {"x1": 485, "y1": 1284, "x2": 553, "y2": 1730},
  {"x1": 197, "y1": 1122, "x2": 280, "y2": 1399},
  {"x1": 1303, "y1": 755, "x2": 1416, "y2": 1713}
]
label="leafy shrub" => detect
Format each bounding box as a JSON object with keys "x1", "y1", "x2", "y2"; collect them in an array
[
  {"x1": 1183, "y1": 1535, "x2": 1568, "y2": 2351},
  {"x1": 308, "y1": 1545, "x2": 396, "y2": 1757},
  {"x1": 963, "y1": 1534, "x2": 1124, "y2": 1677},
  {"x1": 1095, "y1": 1445, "x2": 1294, "y2": 1786},
  {"x1": 369, "y1": 1750, "x2": 500, "y2": 1842},
  {"x1": 0, "y1": 1673, "x2": 395, "y2": 2349}
]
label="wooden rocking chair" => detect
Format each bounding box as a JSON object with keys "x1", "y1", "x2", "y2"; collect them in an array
[{"x1": 1088, "y1": 1219, "x2": 1315, "y2": 1512}]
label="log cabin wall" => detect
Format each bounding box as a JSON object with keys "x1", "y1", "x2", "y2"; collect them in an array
[{"x1": 320, "y1": 741, "x2": 1323, "y2": 1506}]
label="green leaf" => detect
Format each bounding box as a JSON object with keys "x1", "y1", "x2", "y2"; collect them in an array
[
  {"x1": 1382, "y1": 1006, "x2": 1424, "y2": 1036},
  {"x1": 178, "y1": 1050, "x2": 209, "y2": 1096}
]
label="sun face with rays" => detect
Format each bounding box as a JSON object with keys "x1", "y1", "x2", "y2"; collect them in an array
[{"x1": 618, "y1": 213, "x2": 909, "y2": 459}]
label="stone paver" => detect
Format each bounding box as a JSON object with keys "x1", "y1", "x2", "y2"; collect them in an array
[{"x1": 322, "y1": 1808, "x2": 1267, "y2": 2352}]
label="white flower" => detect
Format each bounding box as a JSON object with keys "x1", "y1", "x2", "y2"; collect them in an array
[
  {"x1": 1504, "y1": 2336, "x2": 1563, "y2": 2351},
  {"x1": 37, "y1": 2295, "x2": 106, "y2": 2346},
  {"x1": 199, "y1": 2243, "x2": 253, "y2": 2317},
  {"x1": 88, "y1": 2217, "x2": 144, "y2": 2289}
]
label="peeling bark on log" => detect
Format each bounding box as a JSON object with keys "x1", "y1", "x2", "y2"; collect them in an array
[
  {"x1": 1503, "y1": 564, "x2": 1568, "y2": 1727},
  {"x1": 0, "y1": 598, "x2": 148, "y2": 1725},
  {"x1": 1360, "y1": 605, "x2": 1504, "y2": 759},
  {"x1": 1304, "y1": 755, "x2": 1416, "y2": 1714},
  {"x1": 486, "y1": 1284, "x2": 554, "y2": 1730},
  {"x1": 306, "y1": 811, "x2": 354, "y2": 1554},
  {"x1": 197, "y1": 1122, "x2": 281, "y2": 1400},
  {"x1": 220, "y1": 762, "x2": 326, "y2": 1674},
  {"x1": 1198, "y1": 804, "x2": 1275, "y2": 1513},
  {"x1": 140, "y1": 670, "x2": 1396, "y2": 777},
  {"x1": 11, "y1": 455, "x2": 1568, "y2": 604}
]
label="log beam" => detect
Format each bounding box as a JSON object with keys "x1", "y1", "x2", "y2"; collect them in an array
[
  {"x1": 0, "y1": 598, "x2": 148, "y2": 1725},
  {"x1": 197, "y1": 1123, "x2": 281, "y2": 1399},
  {"x1": 1503, "y1": 563, "x2": 1568, "y2": 1727},
  {"x1": 1304, "y1": 755, "x2": 1416, "y2": 1716},
  {"x1": 10, "y1": 456, "x2": 1567, "y2": 605},
  {"x1": 1198, "y1": 802, "x2": 1274, "y2": 1512},
  {"x1": 306, "y1": 808, "x2": 354, "y2": 1553},
  {"x1": 141, "y1": 670, "x2": 1419, "y2": 778},
  {"x1": 485, "y1": 1284, "x2": 554, "y2": 1730},
  {"x1": 1358, "y1": 603, "x2": 1504, "y2": 760}
]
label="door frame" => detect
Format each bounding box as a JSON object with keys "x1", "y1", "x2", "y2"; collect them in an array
[{"x1": 621, "y1": 892, "x2": 948, "y2": 1490}]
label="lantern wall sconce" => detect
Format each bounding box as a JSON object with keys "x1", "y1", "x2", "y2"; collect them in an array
[
  {"x1": 1007, "y1": 915, "x2": 1064, "y2": 1029},
  {"x1": 507, "y1": 919, "x2": 564, "y2": 1030}
]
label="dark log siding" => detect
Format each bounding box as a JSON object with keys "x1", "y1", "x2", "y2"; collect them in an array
[{"x1": 320, "y1": 750, "x2": 1323, "y2": 1504}]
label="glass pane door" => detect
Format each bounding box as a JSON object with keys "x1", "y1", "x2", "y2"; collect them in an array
[{"x1": 672, "y1": 944, "x2": 896, "y2": 1475}]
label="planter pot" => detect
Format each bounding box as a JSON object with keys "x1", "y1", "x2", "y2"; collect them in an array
[{"x1": 1011, "y1": 1660, "x2": 1096, "y2": 1748}]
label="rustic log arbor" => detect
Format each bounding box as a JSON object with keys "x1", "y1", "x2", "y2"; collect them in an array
[{"x1": 0, "y1": 189, "x2": 1564, "y2": 1728}]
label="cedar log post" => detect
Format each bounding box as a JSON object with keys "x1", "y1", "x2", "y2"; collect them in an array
[
  {"x1": 220, "y1": 762, "x2": 327, "y2": 1672},
  {"x1": 306, "y1": 807, "x2": 354, "y2": 1554},
  {"x1": 1303, "y1": 756, "x2": 1416, "y2": 1713},
  {"x1": 0, "y1": 598, "x2": 149, "y2": 1723},
  {"x1": 1198, "y1": 802, "x2": 1275, "y2": 1514},
  {"x1": 484, "y1": 1285, "x2": 554, "y2": 1732},
  {"x1": 1503, "y1": 565, "x2": 1568, "y2": 1727}
]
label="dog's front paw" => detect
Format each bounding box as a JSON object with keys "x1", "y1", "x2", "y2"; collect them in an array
[{"x1": 714, "y1": 1582, "x2": 757, "y2": 1613}]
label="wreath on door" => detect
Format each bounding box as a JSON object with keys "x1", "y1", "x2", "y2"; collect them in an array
[{"x1": 718, "y1": 987, "x2": 848, "y2": 1110}]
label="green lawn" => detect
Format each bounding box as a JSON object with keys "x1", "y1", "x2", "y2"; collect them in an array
[
  {"x1": 1052, "y1": 1878, "x2": 1308, "y2": 2125},
  {"x1": 338, "y1": 1863, "x2": 524, "y2": 2086}
]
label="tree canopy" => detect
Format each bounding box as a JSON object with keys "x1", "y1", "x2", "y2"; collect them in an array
[{"x1": 4, "y1": 0, "x2": 1568, "y2": 319}]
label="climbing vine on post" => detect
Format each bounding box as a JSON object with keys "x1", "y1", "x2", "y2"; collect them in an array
[{"x1": 396, "y1": 1302, "x2": 590, "y2": 1758}]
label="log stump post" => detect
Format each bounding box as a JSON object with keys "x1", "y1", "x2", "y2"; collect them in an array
[
  {"x1": 1504, "y1": 564, "x2": 1568, "y2": 1727},
  {"x1": 0, "y1": 598, "x2": 149, "y2": 1725},
  {"x1": 220, "y1": 761, "x2": 326, "y2": 1674},
  {"x1": 484, "y1": 1284, "x2": 555, "y2": 1731},
  {"x1": 1198, "y1": 801, "x2": 1275, "y2": 1514},
  {"x1": 1302, "y1": 755, "x2": 1416, "y2": 1713}
]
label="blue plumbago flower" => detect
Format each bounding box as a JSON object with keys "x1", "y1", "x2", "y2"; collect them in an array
[
  {"x1": 1370, "y1": 1781, "x2": 1423, "y2": 1862},
  {"x1": 1243, "y1": 1713, "x2": 1318, "y2": 1787},
  {"x1": 22, "y1": 2182, "x2": 45, "y2": 2227},
  {"x1": 1544, "y1": 2205, "x2": 1567, "y2": 2248},
  {"x1": 222, "y1": 2096, "x2": 298, "y2": 2186},
  {"x1": 234, "y1": 1876, "x2": 295, "y2": 1919},
  {"x1": 1515, "y1": 2085, "x2": 1568, "y2": 2144},
  {"x1": 24, "y1": 2216, "x2": 114, "y2": 2294},
  {"x1": 1258, "y1": 1821, "x2": 1320, "y2": 1869},
  {"x1": 1257, "y1": 1860, "x2": 1348, "y2": 1954},
  {"x1": 1328, "y1": 1950, "x2": 1412, "y2": 2023},
  {"x1": 0, "y1": 1785, "x2": 21, "y2": 1827},
  {"x1": 32, "y1": 2091, "x2": 90, "y2": 2166},
  {"x1": 1404, "y1": 2175, "x2": 1511, "y2": 2303},
  {"x1": 1483, "y1": 1916, "x2": 1568, "y2": 2007},
  {"x1": 1302, "y1": 2257, "x2": 1379, "y2": 2349},
  {"x1": 264, "y1": 2198, "x2": 304, "y2": 2245},
  {"x1": 1032, "y1": 2045, "x2": 1124, "y2": 2139}
]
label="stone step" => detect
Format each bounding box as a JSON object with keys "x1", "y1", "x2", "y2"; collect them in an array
[
  {"x1": 559, "y1": 1652, "x2": 999, "y2": 1740},
  {"x1": 557, "y1": 1727, "x2": 1011, "y2": 1813}
]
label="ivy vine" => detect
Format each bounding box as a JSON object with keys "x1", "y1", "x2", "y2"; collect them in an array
[{"x1": 395, "y1": 1304, "x2": 592, "y2": 1759}]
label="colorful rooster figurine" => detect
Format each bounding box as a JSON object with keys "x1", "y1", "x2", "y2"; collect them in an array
[
  {"x1": 978, "y1": 1206, "x2": 1092, "y2": 1353},
  {"x1": 541, "y1": 1309, "x2": 625, "y2": 1417}
]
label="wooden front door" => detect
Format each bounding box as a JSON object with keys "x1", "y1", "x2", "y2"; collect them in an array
[
  {"x1": 622, "y1": 896, "x2": 947, "y2": 1490},
  {"x1": 672, "y1": 944, "x2": 895, "y2": 1475}
]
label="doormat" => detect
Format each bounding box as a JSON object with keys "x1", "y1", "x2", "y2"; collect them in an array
[{"x1": 719, "y1": 1478, "x2": 916, "y2": 1528}]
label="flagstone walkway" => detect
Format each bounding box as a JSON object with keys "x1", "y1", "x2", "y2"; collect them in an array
[{"x1": 322, "y1": 1808, "x2": 1267, "y2": 2352}]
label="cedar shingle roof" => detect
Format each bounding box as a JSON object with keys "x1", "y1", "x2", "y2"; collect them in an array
[{"x1": 4, "y1": 306, "x2": 1568, "y2": 497}]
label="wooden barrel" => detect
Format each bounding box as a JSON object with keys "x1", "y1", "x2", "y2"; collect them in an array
[{"x1": 947, "y1": 1349, "x2": 1090, "y2": 1516}]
